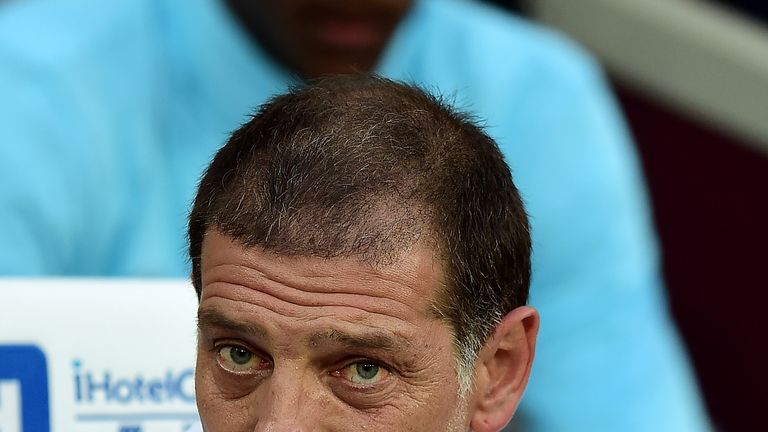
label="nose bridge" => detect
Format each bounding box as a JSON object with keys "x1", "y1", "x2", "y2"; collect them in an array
[{"x1": 253, "y1": 362, "x2": 319, "y2": 432}]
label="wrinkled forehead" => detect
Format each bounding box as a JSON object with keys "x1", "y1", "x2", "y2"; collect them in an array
[{"x1": 199, "y1": 229, "x2": 446, "y2": 316}]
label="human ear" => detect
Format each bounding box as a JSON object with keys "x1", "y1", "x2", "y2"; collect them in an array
[{"x1": 469, "y1": 306, "x2": 539, "y2": 432}]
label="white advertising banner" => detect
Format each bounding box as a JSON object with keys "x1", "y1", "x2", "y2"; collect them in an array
[{"x1": 0, "y1": 279, "x2": 199, "y2": 432}]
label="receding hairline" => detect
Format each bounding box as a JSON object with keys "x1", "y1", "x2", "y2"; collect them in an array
[
  {"x1": 190, "y1": 77, "x2": 473, "y2": 280},
  {"x1": 188, "y1": 76, "x2": 532, "y2": 393}
]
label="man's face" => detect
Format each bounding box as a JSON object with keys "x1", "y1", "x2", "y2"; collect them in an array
[
  {"x1": 195, "y1": 230, "x2": 471, "y2": 431},
  {"x1": 233, "y1": 0, "x2": 414, "y2": 77}
]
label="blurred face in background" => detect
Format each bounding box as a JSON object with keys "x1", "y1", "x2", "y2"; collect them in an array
[{"x1": 225, "y1": 0, "x2": 414, "y2": 77}]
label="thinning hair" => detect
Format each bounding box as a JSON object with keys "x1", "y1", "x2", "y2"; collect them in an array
[{"x1": 188, "y1": 75, "x2": 531, "y2": 391}]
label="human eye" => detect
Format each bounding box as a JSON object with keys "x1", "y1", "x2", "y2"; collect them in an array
[
  {"x1": 334, "y1": 359, "x2": 390, "y2": 387},
  {"x1": 215, "y1": 343, "x2": 271, "y2": 375}
]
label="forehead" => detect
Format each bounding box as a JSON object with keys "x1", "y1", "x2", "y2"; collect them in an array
[{"x1": 199, "y1": 230, "x2": 446, "y2": 338}]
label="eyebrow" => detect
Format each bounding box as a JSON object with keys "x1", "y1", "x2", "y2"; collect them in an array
[
  {"x1": 197, "y1": 308, "x2": 269, "y2": 340},
  {"x1": 197, "y1": 308, "x2": 412, "y2": 353},
  {"x1": 306, "y1": 329, "x2": 413, "y2": 353}
]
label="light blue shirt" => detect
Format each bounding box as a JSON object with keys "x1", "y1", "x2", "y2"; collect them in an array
[{"x1": 0, "y1": 0, "x2": 711, "y2": 430}]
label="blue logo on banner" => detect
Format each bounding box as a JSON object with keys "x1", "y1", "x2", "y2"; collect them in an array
[
  {"x1": 73, "y1": 360, "x2": 195, "y2": 404},
  {"x1": 0, "y1": 345, "x2": 51, "y2": 432}
]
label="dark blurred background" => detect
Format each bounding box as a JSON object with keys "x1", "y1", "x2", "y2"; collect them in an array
[{"x1": 488, "y1": 0, "x2": 768, "y2": 430}]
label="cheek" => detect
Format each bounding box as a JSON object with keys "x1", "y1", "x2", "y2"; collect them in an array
[
  {"x1": 407, "y1": 380, "x2": 464, "y2": 430},
  {"x1": 373, "y1": 362, "x2": 466, "y2": 430},
  {"x1": 398, "y1": 343, "x2": 468, "y2": 429},
  {"x1": 194, "y1": 365, "x2": 463, "y2": 431},
  {"x1": 195, "y1": 350, "x2": 261, "y2": 430},
  {"x1": 371, "y1": 394, "x2": 461, "y2": 432}
]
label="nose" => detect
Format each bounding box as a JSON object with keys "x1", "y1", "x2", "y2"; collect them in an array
[{"x1": 252, "y1": 366, "x2": 319, "y2": 432}]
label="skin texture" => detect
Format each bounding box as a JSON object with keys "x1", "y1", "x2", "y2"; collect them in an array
[
  {"x1": 224, "y1": 0, "x2": 413, "y2": 77},
  {"x1": 196, "y1": 230, "x2": 538, "y2": 431}
]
